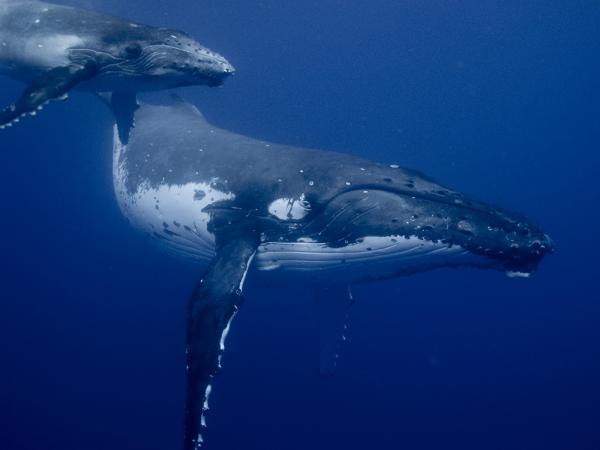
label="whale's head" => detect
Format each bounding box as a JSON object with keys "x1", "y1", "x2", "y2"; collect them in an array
[
  {"x1": 79, "y1": 27, "x2": 235, "y2": 90},
  {"x1": 268, "y1": 167, "x2": 555, "y2": 282}
]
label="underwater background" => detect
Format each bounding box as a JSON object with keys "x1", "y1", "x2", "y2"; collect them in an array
[{"x1": 1, "y1": 1, "x2": 599, "y2": 449}]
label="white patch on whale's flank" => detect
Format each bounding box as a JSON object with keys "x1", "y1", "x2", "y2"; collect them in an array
[
  {"x1": 21, "y1": 34, "x2": 84, "y2": 67},
  {"x1": 268, "y1": 194, "x2": 311, "y2": 220},
  {"x1": 112, "y1": 126, "x2": 235, "y2": 261}
]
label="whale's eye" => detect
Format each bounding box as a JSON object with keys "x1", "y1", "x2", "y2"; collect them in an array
[{"x1": 124, "y1": 43, "x2": 142, "y2": 58}]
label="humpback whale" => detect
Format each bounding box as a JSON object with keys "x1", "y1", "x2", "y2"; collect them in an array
[
  {"x1": 0, "y1": 0, "x2": 234, "y2": 141},
  {"x1": 113, "y1": 102, "x2": 554, "y2": 449}
]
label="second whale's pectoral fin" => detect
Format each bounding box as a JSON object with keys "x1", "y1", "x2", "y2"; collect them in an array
[
  {"x1": 0, "y1": 63, "x2": 97, "y2": 129},
  {"x1": 184, "y1": 224, "x2": 260, "y2": 450},
  {"x1": 315, "y1": 285, "x2": 355, "y2": 375}
]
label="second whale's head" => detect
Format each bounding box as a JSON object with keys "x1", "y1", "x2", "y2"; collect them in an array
[{"x1": 71, "y1": 26, "x2": 235, "y2": 90}]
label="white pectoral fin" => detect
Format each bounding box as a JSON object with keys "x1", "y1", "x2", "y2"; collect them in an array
[
  {"x1": 315, "y1": 285, "x2": 355, "y2": 375},
  {"x1": 184, "y1": 225, "x2": 259, "y2": 450}
]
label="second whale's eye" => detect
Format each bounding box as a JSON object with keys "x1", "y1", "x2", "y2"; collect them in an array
[{"x1": 124, "y1": 43, "x2": 142, "y2": 58}]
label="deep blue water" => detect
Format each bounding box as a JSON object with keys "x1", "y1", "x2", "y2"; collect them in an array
[{"x1": 1, "y1": 1, "x2": 599, "y2": 449}]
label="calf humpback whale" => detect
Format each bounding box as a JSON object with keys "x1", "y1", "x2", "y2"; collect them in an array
[
  {"x1": 113, "y1": 102, "x2": 554, "y2": 449},
  {"x1": 0, "y1": 0, "x2": 234, "y2": 141}
]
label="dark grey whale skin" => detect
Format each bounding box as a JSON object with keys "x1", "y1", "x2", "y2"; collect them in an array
[
  {"x1": 0, "y1": 0, "x2": 234, "y2": 138},
  {"x1": 117, "y1": 102, "x2": 554, "y2": 450}
]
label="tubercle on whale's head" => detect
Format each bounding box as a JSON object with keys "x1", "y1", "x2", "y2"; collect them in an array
[{"x1": 95, "y1": 27, "x2": 235, "y2": 89}]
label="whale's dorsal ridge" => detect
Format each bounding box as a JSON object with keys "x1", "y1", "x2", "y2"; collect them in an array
[{"x1": 168, "y1": 94, "x2": 207, "y2": 122}]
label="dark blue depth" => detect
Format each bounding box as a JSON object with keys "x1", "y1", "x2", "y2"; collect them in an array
[{"x1": 1, "y1": 1, "x2": 599, "y2": 449}]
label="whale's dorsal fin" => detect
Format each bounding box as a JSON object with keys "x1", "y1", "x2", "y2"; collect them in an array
[
  {"x1": 185, "y1": 219, "x2": 260, "y2": 450},
  {"x1": 96, "y1": 92, "x2": 140, "y2": 144},
  {"x1": 110, "y1": 92, "x2": 139, "y2": 145},
  {"x1": 315, "y1": 285, "x2": 355, "y2": 375},
  {"x1": 0, "y1": 63, "x2": 97, "y2": 130}
]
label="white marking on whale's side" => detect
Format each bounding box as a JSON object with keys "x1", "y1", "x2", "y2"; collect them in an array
[
  {"x1": 112, "y1": 126, "x2": 235, "y2": 260},
  {"x1": 0, "y1": 33, "x2": 84, "y2": 69},
  {"x1": 268, "y1": 194, "x2": 311, "y2": 220}
]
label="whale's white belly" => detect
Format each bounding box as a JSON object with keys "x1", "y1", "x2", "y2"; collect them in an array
[
  {"x1": 0, "y1": 33, "x2": 84, "y2": 77},
  {"x1": 0, "y1": 2, "x2": 85, "y2": 76},
  {"x1": 113, "y1": 133, "x2": 226, "y2": 262}
]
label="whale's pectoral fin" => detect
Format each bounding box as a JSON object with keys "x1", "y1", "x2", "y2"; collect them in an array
[
  {"x1": 0, "y1": 63, "x2": 97, "y2": 129},
  {"x1": 315, "y1": 285, "x2": 355, "y2": 375},
  {"x1": 109, "y1": 92, "x2": 139, "y2": 144},
  {"x1": 184, "y1": 223, "x2": 259, "y2": 450}
]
